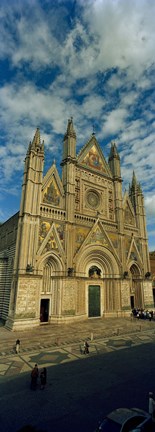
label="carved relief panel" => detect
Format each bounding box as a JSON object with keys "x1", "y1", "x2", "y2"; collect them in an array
[{"x1": 75, "y1": 168, "x2": 114, "y2": 221}]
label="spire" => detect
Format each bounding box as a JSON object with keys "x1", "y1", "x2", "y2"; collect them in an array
[
  {"x1": 108, "y1": 141, "x2": 121, "y2": 178},
  {"x1": 131, "y1": 171, "x2": 137, "y2": 187},
  {"x1": 108, "y1": 141, "x2": 120, "y2": 162},
  {"x1": 129, "y1": 170, "x2": 143, "y2": 213},
  {"x1": 64, "y1": 117, "x2": 76, "y2": 140},
  {"x1": 62, "y1": 117, "x2": 76, "y2": 162},
  {"x1": 32, "y1": 128, "x2": 41, "y2": 149},
  {"x1": 130, "y1": 171, "x2": 142, "y2": 194}
]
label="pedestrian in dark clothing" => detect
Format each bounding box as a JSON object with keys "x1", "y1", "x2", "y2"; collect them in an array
[
  {"x1": 40, "y1": 367, "x2": 47, "y2": 390},
  {"x1": 31, "y1": 364, "x2": 39, "y2": 390},
  {"x1": 83, "y1": 340, "x2": 89, "y2": 354},
  {"x1": 149, "y1": 392, "x2": 155, "y2": 422},
  {"x1": 16, "y1": 339, "x2": 20, "y2": 354},
  {"x1": 149, "y1": 312, "x2": 152, "y2": 322}
]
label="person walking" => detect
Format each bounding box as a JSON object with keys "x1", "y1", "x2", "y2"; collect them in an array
[
  {"x1": 31, "y1": 364, "x2": 39, "y2": 390},
  {"x1": 40, "y1": 367, "x2": 47, "y2": 390},
  {"x1": 149, "y1": 392, "x2": 155, "y2": 422},
  {"x1": 16, "y1": 339, "x2": 20, "y2": 354},
  {"x1": 83, "y1": 340, "x2": 89, "y2": 354},
  {"x1": 149, "y1": 312, "x2": 152, "y2": 322}
]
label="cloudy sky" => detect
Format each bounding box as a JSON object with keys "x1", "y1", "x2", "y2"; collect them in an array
[{"x1": 0, "y1": 0, "x2": 154, "y2": 250}]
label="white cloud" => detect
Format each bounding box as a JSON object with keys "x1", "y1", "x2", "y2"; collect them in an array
[
  {"x1": 0, "y1": 0, "x2": 154, "y2": 83},
  {"x1": 82, "y1": 0, "x2": 155, "y2": 78},
  {"x1": 145, "y1": 196, "x2": 155, "y2": 217},
  {"x1": 103, "y1": 108, "x2": 128, "y2": 135},
  {"x1": 0, "y1": 0, "x2": 154, "y2": 250},
  {"x1": 81, "y1": 95, "x2": 105, "y2": 119}
]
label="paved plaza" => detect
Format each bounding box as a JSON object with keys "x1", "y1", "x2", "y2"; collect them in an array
[
  {"x1": 0, "y1": 317, "x2": 155, "y2": 379},
  {"x1": 1, "y1": 317, "x2": 155, "y2": 432}
]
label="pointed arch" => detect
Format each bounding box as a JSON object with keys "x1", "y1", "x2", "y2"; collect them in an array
[
  {"x1": 36, "y1": 250, "x2": 65, "y2": 275},
  {"x1": 75, "y1": 244, "x2": 120, "y2": 277},
  {"x1": 130, "y1": 262, "x2": 141, "y2": 276}
]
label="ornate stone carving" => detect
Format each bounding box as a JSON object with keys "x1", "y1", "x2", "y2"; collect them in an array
[{"x1": 86, "y1": 190, "x2": 100, "y2": 209}]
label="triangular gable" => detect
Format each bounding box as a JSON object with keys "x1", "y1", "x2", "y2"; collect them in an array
[
  {"x1": 74, "y1": 219, "x2": 120, "y2": 265},
  {"x1": 108, "y1": 232, "x2": 119, "y2": 250},
  {"x1": 42, "y1": 164, "x2": 64, "y2": 206},
  {"x1": 126, "y1": 236, "x2": 143, "y2": 266},
  {"x1": 37, "y1": 222, "x2": 65, "y2": 259},
  {"x1": 75, "y1": 226, "x2": 90, "y2": 254},
  {"x1": 125, "y1": 236, "x2": 131, "y2": 259},
  {"x1": 123, "y1": 193, "x2": 136, "y2": 226},
  {"x1": 77, "y1": 135, "x2": 112, "y2": 177}
]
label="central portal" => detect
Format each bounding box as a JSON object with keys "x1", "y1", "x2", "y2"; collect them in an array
[{"x1": 88, "y1": 285, "x2": 100, "y2": 317}]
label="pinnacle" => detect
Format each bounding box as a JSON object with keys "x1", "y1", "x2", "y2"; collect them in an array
[
  {"x1": 132, "y1": 170, "x2": 137, "y2": 186},
  {"x1": 64, "y1": 117, "x2": 76, "y2": 139},
  {"x1": 108, "y1": 141, "x2": 120, "y2": 161},
  {"x1": 130, "y1": 171, "x2": 143, "y2": 196},
  {"x1": 32, "y1": 127, "x2": 41, "y2": 148}
]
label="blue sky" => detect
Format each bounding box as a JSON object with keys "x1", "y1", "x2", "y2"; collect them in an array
[{"x1": 0, "y1": 0, "x2": 154, "y2": 250}]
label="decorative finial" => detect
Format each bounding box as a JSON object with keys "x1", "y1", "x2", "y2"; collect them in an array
[{"x1": 92, "y1": 124, "x2": 95, "y2": 135}]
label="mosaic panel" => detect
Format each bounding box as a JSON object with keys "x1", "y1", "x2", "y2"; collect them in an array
[
  {"x1": 43, "y1": 178, "x2": 60, "y2": 206},
  {"x1": 86, "y1": 226, "x2": 108, "y2": 246},
  {"x1": 75, "y1": 227, "x2": 90, "y2": 252},
  {"x1": 108, "y1": 233, "x2": 119, "y2": 249},
  {"x1": 81, "y1": 145, "x2": 106, "y2": 173}
]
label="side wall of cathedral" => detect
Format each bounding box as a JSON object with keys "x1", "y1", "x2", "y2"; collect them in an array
[{"x1": 0, "y1": 213, "x2": 19, "y2": 321}]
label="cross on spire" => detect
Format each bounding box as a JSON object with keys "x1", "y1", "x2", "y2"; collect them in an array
[{"x1": 92, "y1": 124, "x2": 95, "y2": 135}]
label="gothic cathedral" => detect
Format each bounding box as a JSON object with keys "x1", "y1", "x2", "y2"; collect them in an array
[{"x1": 0, "y1": 119, "x2": 153, "y2": 330}]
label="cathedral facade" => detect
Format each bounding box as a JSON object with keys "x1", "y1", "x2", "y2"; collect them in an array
[{"x1": 0, "y1": 119, "x2": 153, "y2": 330}]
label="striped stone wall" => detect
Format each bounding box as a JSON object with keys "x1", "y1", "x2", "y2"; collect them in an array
[{"x1": 0, "y1": 213, "x2": 19, "y2": 321}]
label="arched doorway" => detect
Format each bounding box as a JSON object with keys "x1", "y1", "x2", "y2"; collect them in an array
[
  {"x1": 88, "y1": 265, "x2": 101, "y2": 317},
  {"x1": 76, "y1": 244, "x2": 120, "y2": 317},
  {"x1": 37, "y1": 252, "x2": 65, "y2": 323},
  {"x1": 40, "y1": 260, "x2": 52, "y2": 323},
  {"x1": 130, "y1": 264, "x2": 142, "y2": 309}
]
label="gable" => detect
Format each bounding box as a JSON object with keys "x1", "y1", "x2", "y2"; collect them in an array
[
  {"x1": 43, "y1": 177, "x2": 61, "y2": 206},
  {"x1": 126, "y1": 236, "x2": 143, "y2": 266},
  {"x1": 42, "y1": 164, "x2": 64, "y2": 206},
  {"x1": 77, "y1": 135, "x2": 112, "y2": 177},
  {"x1": 75, "y1": 226, "x2": 90, "y2": 254},
  {"x1": 123, "y1": 193, "x2": 136, "y2": 227},
  {"x1": 85, "y1": 224, "x2": 109, "y2": 247},
  {"x1": 74, "y1": 220, "x2": 120, "y2": 265},
  {"x1": 37, "y1": 221, "x2": 65, "y2": 258}
]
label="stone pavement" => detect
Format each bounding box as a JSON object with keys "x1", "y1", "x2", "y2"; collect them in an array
[
  {"x1": 0, "y1": 316, "x2": 153, "y2": 354},
  {"x1": 0, "y1": 317, "x2": 155, "y2": 379}
]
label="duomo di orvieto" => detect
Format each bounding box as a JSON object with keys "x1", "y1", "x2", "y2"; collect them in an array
[{"x1": 0, "y1": 118, "x2": 153, "y2": 330}]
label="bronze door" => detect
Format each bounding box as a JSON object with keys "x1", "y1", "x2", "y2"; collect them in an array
[{"x1": 88, "y1": 285, "x2": 100, "y2": 317}]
